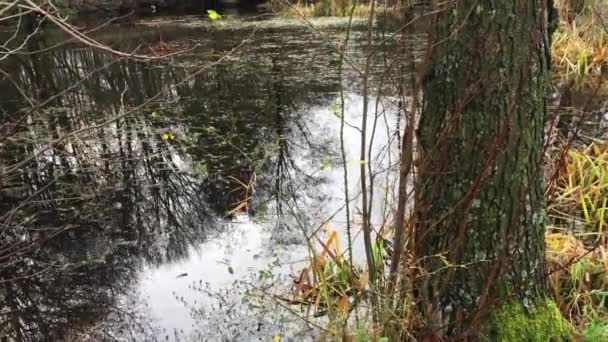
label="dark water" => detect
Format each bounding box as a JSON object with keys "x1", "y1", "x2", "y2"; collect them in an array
[{"x1": 0, "y1": 15, "x2": 405, "y2": 341}]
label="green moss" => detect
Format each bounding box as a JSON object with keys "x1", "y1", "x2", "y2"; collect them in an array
[
  {"x1": 583, "y1": 318, "x2": 608, "y2": 342},
  {"x1": 479, "y1": 299, "x2": 574, "y2": 342}
]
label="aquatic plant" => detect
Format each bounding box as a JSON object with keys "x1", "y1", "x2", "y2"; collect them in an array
[{"x1": 287, "y1": 226, "x2": 390, "y2": 339}]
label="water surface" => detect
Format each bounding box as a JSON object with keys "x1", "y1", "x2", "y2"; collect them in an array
[{"x1": 0, "y1": 15, "x2": 404, "y2": 341}]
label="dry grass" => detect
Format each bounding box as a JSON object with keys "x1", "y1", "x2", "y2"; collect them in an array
[
  {"x1": 270, "y1": 0, "x2": 388, "y2": 17},
  {"x1": 548, "y1": 142, "x2": 608, "y2": 243},
  {"x1": 289, "y1": 226, "x2": 367, "y2": 313},
  {"x1": 546, "y1": 139, "x2": 608, "y2": 338},
  {"x1": 551, "y1": 6, "x2": 608, "y2": 89},
  {"x1": 284, "y1": 225, "x2": 391, "y2": 339},
  {"x1": 546, "y1": 232, "x2": 608, "y2": 337}
]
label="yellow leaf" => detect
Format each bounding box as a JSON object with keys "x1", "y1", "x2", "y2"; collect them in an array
[
  {"x1": 151, "y1": 111, "x2": 158, "y2": 119},
  {"x1": 162, "y1": 132, "x2": 175, "y2": 141},
  {"x1": 207, "y1": 9, "x2": 222, "y2": 20},
  {"x1": 274, "y1": 336, "x2": 281, "y2": 342}
]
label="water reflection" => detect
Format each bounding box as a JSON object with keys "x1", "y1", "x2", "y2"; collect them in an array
[{"x1": 0, "y1": 17, "x2": 392, "y2": 340}]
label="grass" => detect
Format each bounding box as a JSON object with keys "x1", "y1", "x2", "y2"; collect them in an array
[
  {"x1": 287, "y1": 225, "x2": 391, "y2": 340},
  {"x1": 551, "y1": 2, "x2": 608, "y2": 89},
  {"x1": 292, "y1": 226, "x2": 364, "y2": 312},
  {"x1": 548, "y1": 142, "x2": 608, "y2": 243},
  {"x1": 269, "y1": 0, "x2": 391, "y2": 17},
  {"x1": 545, "y1": 232, "x2": 608, "y2": 338},
  {"x1": 301, "y1": 139, "x2": 608, "y2": 339},
  {"x1": 546, "y1": 139, "x2": 608, "y2": 338}
]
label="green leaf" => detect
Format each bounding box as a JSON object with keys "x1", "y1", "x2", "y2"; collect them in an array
[
  {"x1": 151, "y1": 111, "x2": 158, "y2": 119},
  {"x1": 379, "y1": 338, "x2": 389, "y2": 342},
  {"x1": 207, "y1": 9, "x2": 222, "y2": 20}
]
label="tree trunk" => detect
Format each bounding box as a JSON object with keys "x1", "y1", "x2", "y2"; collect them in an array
[{"x1": 415, "y1": 1, "x2": 570, "y2": 339}]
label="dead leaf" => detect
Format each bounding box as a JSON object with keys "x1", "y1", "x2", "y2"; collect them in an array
[{"x1": 338, "y1": 296, "x2": 349, "y2": 313}]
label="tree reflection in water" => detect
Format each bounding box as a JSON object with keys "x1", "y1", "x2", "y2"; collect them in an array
[{"x1": 0, "y1": 20, "x2": 361, "y2": 339}]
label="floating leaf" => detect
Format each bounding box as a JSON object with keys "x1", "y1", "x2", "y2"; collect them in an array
[
  {"x1": 320, "y1": 157, "x2": 332, "y2": 171},
  {"x1": 162, "y1": 132, "x2": 176, "y2": 141},
  {"x1": 328, "y1": 102, "x2": 340, "y2": 114},
  {"x1": 207, "y1": 9, "x2": 222, "y2": 20}
]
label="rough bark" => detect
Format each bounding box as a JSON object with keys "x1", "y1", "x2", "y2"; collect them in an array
[{"x1": 415, "y1": 1, "x2": 561, "y2": 338}]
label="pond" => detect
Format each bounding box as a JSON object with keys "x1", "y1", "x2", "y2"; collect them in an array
[{"x1": 0, "y1": 14, "x2": 407, "y2": 341}]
